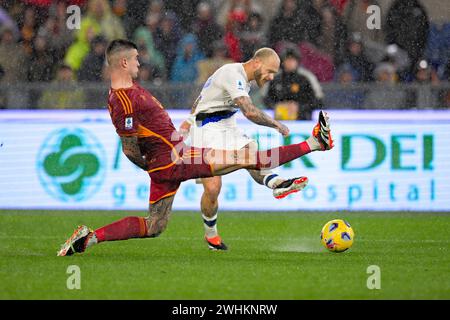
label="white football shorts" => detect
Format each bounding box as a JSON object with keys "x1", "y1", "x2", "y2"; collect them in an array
[{"x1": 189, "y1": 115, "x2": 255, "y2": 150}]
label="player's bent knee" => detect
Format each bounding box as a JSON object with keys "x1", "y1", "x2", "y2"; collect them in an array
[
  {"x1": 147, "y1": 225, "x2": 166, "y2": 238},
  {"x1": 148, "y1": 230, "x2": 162, "y2": 238},
  {"x1": 203, "y1": 184, "x2": 221, "y2": 200},
  {"x1": 145, "y1": 218, "x2": 168, "y2": 238}
]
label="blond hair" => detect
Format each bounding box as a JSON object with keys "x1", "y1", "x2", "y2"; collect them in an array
[{"x1": 253, "y1": 47, "x2": 279, "y2": 61}]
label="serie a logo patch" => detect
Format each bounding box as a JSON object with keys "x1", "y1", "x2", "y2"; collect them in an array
[
  {"x1": 125, "y1": 117, "x2": 133, "y2": 129},
  {"x1": 237, "y1": 80, "x2": 244, "y2": 91}
]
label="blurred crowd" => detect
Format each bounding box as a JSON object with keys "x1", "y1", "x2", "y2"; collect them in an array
[{"x1": 0, "y1": 0, "x2": 449, "y2": 111}]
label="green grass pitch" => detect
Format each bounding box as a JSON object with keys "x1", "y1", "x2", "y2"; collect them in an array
[{"x1": 0, "y1": 210, "x2": 449, "y2": 299}]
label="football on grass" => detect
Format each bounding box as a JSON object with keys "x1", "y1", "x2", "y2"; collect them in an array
[{"x1": 321, "y1": 219, "x2": 354, "y2": 253}]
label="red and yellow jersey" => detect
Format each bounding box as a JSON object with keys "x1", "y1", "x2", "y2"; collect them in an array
[{"x1": 107, "y1": 82, "x2": 184, "y2": 173}]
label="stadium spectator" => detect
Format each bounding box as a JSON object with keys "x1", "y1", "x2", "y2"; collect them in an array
[
  {"x1": 296, "y1": 41, "x2": 335, "y2": 82},
  {"x1": 224, "y1": 8, "x2": 247, "y2": 62},
  {"x1": 20, "y1": 6, "x2": 37, "y2": 55},
  {"x1": 373, "y1": 61, "x2": 398, "y2": 83},
  {"x1": 78, "y1": 35, "x2": 107, "y2": 82},
  {"x1": 154, "y1": 11, "x2": 182, "y2": 76},
  {"x1": 296, "y1": 0, "x2": 322, "y2": 46},
  {"x1": 27, "y1": 35, "x2": 54, "y2": 82},
  {"x1": 315, "y1": 2, "x2": 348, "y2": 66},
  {"x1": 0, "y1": 6, "x2": 20, "y2": 40},
  {"x1": 85, "y1": 0, "x2": 126, "y2": 41},
  {"x1": 64, "y1": 0, "x2": 125, "y2": 71},
  {"x1": 264, "y1": 46, "x2": 324, "y2": 120},
  {"x1": 133, "y1": 9, "x2": 166, "y2": 74},
  {"x1": 413, "y1": 59, "x2": 439, "y2": 85},
  {"x1": 327, "y1": 0, "x2": 350, "y2": 15},
  {"x1": 384, "y1": 43, "x2": 412, "y2": 82},
  {"x1": 268, "y1": 0, "x2": 304, "y2": 47},
  {"x1": 0, "y1": 26, "x2": 27, "y2": 83},
  {"x1": 385, "y1": 0, "x2": 430, "y2": 77},
  {"x1": 111, "y1": 0, "x2": 127, "y2": 18},
  {"x1": 170, "y1": 33, "x2": 205, "y2": 108},
  {"x1": 343, "y1": 0, "x2": 384, "y2": 44},
  {"x1": 77, "y1": 35, "x2": 108, "y2": 107},
  {"x1": 196, "y1": 40, "x2": 233, "y2": 84},
  {"x1": 122, "y1": 0, "x2": 148, "y2": 38},
  {"x1": 64, "y1": 25, "x2": 97, "y2": 72},
  {"x1": 137, "y1": 62, "x2": 163, "y2": 84},
  {"x1": 37, "y1": 1, "x2": 74, "y2": 62},
  {"x1": 170, "y1": 33, "x2": 205, "y2": 83},
  {"x1": 0, "y1": 0, "x2": 448, "y2": 111},
  {"x1": 38, "y1": 64, "x2": 85, "y2": 109},
  {"x1": 216, "y1": 0, "x2": 261, "y2": 29},
  {"x1": 425, "y1": 22, "x2": 450, "y2": 74},
  {"x1": 341, "y1": 32, "x2": 375, "y2": 82},
  {"x1": 240, "y1": 12, "x2": 266, "y2": 61},
  {"x1": 191, "y1": 2, "x2": 223, "y2": 58},
  {"x1": 269, "y1": 0, "x2": 322, "y2": 48},
  {"x1": 363, "y1": 61, "x2": 407, "y2": 109},
  {"x1": 335, "y1": 63, "x2": 359, "y2": 84},
  {"x1": 136, "y1": 45, "x2": 165, "y2": 82},
  {"x1": 144, "y1": 0, "x2": 165, "y2": 27},
  {"x1": 412, "y1": 59, "x2": 440, "y2": 108},
  {"x1": 164, "y1": 0, "x2": 203, "y2": 32},
  {"x1": 332, "y1": 63, "x2": 365, "y2": 108}
]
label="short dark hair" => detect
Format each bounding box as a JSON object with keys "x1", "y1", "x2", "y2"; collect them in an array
[
  {"x1": 57, "y1": 63, "x2": 72, "y2": 72},
  {"x1": 105, "y1": 39, "x2": 138, "y2": 65},
  {"x1": 282, "y1": 47, "x2": 301, "y2": 61}
]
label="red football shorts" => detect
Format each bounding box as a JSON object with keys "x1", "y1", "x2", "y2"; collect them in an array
[{"x1": 148, "y1": 147, "x2": 214, "y2": 204}]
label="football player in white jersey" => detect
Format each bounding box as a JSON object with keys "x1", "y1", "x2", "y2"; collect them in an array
[{"x1": 180, "y1": 48, "x2": 311, "y2": 250}]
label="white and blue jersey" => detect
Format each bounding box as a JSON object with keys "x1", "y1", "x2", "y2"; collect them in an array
[
  {"x1": 193, "y1": 63, "x2": 251, "y2": 116},
  {"x1": 190, "y1": 63, "x2": 255, "y2": 150}
]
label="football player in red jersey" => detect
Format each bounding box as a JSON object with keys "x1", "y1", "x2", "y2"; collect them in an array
[{"x1": 57, "y1": 39, "x2": 333, "y2": 256}]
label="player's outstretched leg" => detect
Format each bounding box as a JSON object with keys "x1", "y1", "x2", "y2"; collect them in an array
[
  {"x1": 270, "y1": 110, "x2": 332, "y2": 198},
  {"x1": 57, "y1": 216, "x2": 149, "y2": 256},
  {"x1": 209, "y1": 110, "x2": 334, "y2": 176},
  {"x1": 57, "y1": 196, "x2": 175, "y2": 256},
  {"x1": 57, "y1": 225, "x2": 93, "y2": 256},
  {"x1": 309, "y1": 110, "x2": 334, "y2": 151}
]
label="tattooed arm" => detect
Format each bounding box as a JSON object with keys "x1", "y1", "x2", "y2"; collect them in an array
[
  {"x1": 120, "y1": 136, "x2": 147, "y2": 170},
  {"x1": 234, "y1": 96, "x2": 289, "y2": 136}
]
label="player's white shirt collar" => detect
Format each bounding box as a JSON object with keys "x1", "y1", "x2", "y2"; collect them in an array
[{"x1": 238, "y1": 63, "x2": 249, "y2": 84}]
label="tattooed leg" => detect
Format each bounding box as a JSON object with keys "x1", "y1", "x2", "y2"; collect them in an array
[
  {"x1": 146, "y1": 195, "x2": 175, "y2": 238},
  {"x1": 241, "y1": 142, "x2": 276, "y2": 186}
]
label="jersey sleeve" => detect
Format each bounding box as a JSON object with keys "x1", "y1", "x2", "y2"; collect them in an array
[
  {"x1": 220, "y1": 70, "x2": 250, "y2": 100},
  {"x1": 110, "y1": 91, "x2": 139, "y2": 136}
]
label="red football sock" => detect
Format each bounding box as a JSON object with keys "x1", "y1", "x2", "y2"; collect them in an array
[
  {"x1": 94, "y1": 216, "x2": 148, "y2": 242},
  {"x1": 255, "y1": 141, "x2": 311, "y2": 170}
]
